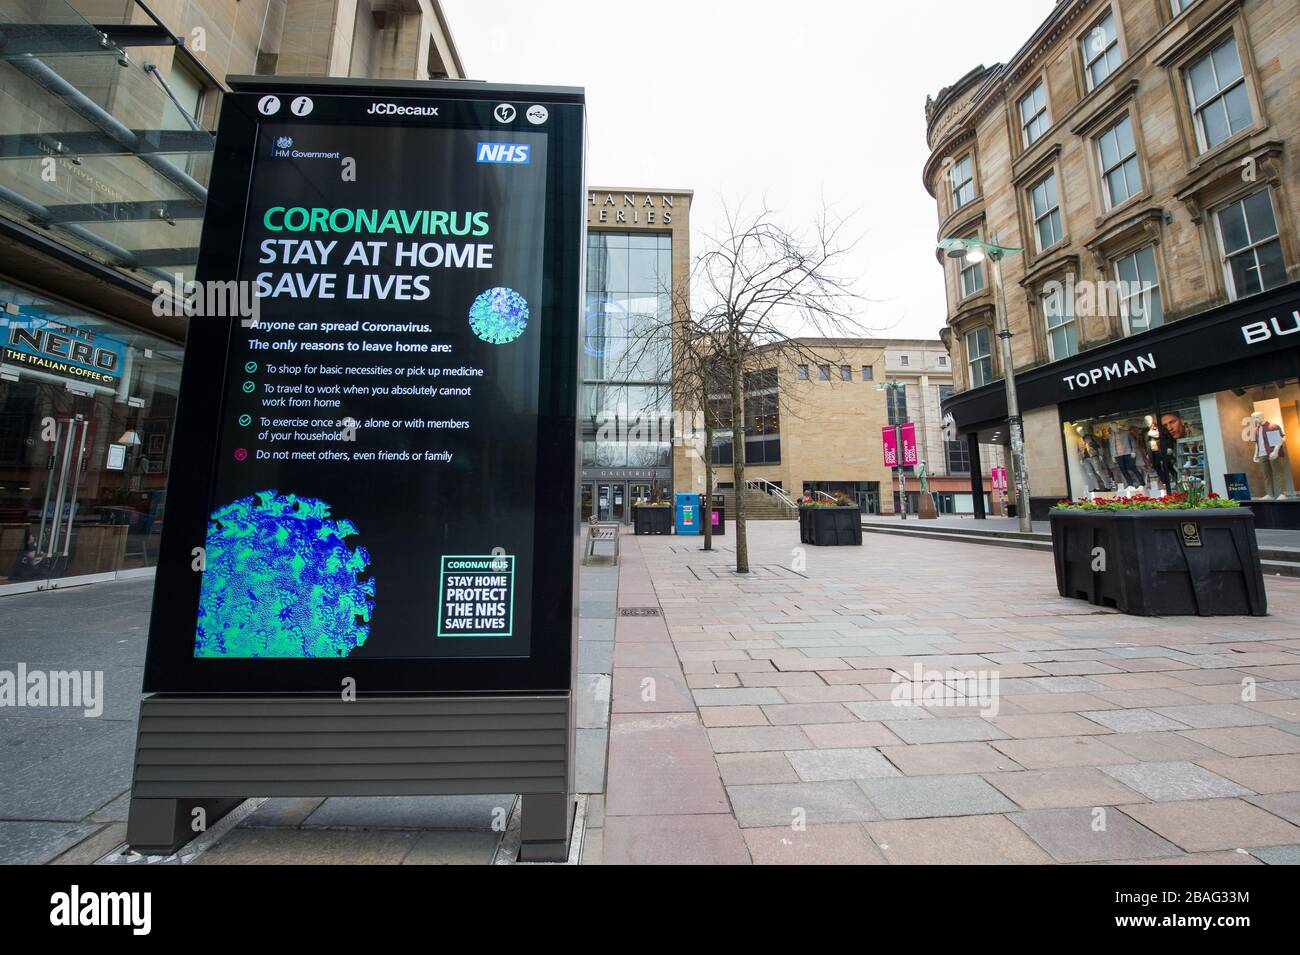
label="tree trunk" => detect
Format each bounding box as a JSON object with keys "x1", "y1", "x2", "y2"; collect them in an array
[{"x1": 730, "y1": 344, "x2": 748, "y2": 574}]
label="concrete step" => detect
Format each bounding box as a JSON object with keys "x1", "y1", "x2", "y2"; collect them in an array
[{"x1": 861, "y1": 521, "x2": 1300, "y2": 576}]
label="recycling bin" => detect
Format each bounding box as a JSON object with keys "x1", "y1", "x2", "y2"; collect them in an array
[{"x1": 674, "y1": 492, "x2": 702, "y2": 535}]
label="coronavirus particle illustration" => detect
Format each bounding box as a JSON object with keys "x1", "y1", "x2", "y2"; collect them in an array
[
  {"x1": 195, "y1": 491, "x2": 376, "y2": 658},
  {"x1": 468, "y1": 286, "x2": 530, "y2": 344}
]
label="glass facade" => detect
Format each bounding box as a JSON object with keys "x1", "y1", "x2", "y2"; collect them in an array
[
  {"x1": 583, "y1": 231, "x2": 673, "y2": 471},
  {"x1": 0, "y1": 281, "x2": 182, "y2": 589}
]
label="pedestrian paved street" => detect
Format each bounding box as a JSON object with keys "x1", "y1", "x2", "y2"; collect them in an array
[{"x1": 596, "y1": 521, "x2": 1300, "y2": 864}]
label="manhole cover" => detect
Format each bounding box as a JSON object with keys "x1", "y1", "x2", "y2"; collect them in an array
[{"x1": 618, "y1": 607, "x2": 660, "y2": 617}]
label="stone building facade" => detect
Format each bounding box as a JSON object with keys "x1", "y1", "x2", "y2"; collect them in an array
[
  {"x1": 925, "y1": 0, "x2": 1300, "y2": 517},
  {"x1": 703, "y1": 338, "x2": 1001, "y2": 516}
]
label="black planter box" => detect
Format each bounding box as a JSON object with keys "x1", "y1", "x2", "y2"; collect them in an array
[
  {"x1": 799, "y1": 506, "x2": 863, "y2": 546},
  {"x1": 1049, "y1": 508, "x2": 1266, "y2": 616},
  {"x1": 632, "y1": 505, "x2": 672, "y2": 535}
]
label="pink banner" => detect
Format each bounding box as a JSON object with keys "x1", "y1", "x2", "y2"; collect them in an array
[
  {"x1": 882, "y1": 426, "x2": 898, "y2": 467},
  {"x1": 901, "y1": 422, "x2": 918, "y2": 467}
]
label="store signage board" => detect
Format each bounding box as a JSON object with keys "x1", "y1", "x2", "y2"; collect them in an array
[
  {"x1": 1, "y1": 304, "x2": 125, "y2": 386},
  {"x1": 142, "y1": 80, "x2": 586, "y2": 694}
]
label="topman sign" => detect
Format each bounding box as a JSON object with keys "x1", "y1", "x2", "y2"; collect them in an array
[{"x1": 1063, "y1": 352, "x2": 1156, "y2": 391}]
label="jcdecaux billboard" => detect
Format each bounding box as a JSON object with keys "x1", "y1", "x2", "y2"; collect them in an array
[{"x1": 142, "y1": 79, "x2": 585, "y2": 694}]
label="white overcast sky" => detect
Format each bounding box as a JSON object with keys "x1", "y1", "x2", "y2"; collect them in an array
[{"x1": 443, "y1": 0, "x2": 1056, "y2": 341}]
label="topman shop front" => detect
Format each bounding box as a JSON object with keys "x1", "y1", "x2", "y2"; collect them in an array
[{"x1": 943, "y1": 280, "x2": 1300, "y2": 528}]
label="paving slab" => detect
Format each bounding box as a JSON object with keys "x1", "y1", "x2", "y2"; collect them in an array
[
  {"x1": 602, "y1": 814, "x2": 750, "y2": 865},
  {"x1": 858, "y1": 774, "x2": 1016, "y2": 819},
  {"x1": 606, "y1": 713, "x2": 728, "y2": 816},
  {"x1": 716, "y1": 752, "x2": 799, "y2": 786},
  {"x1": 743, "y1": 824, "x2": 886, "y2": 865},
  {"x1": 1008, "y1": 808, "x2": 1182, "y2": 863},
  {"x1": 1121, "y1": 799, "x2": 1300, "y2": 852},
  {"x1": 991, "y1": 736, "x2": 1138, "y2": 770},
  {"x1": 983, "y1": 767, "x2": 1145, "y2": 810},
  {"x1": 1100, "y1": 761, "x2": 1253, "y2": 802},
  {"x1": 866, "y1": 815, "x2": 1053, "y2": 864},
  {"x1": 784, "y1": 747, "x2": 900, "y2": 782},
  {"x1": 726, "y1": 781, "x2": 880, "y2": 828}
]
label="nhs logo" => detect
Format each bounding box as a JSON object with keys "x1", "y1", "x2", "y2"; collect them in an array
[{"x1": 476, "y1": 142, "x2": 530, "y2": 164}]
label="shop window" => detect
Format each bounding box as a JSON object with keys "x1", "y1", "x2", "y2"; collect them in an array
[
  {"x1": 1030, "y1": 172, "x2": 1063, "y2": 252},
  {"x1": 1066, "y1": 402, "x2": 1205, "y2": 497},
  {"x1": 1043, "y1": 285, "x2": 1078, "y2": 361},
  {"x1": 1019, "y1": 81, "x2": 1049, "y2": 147},
  {"x1": 1113, "y1": 245, "x2": 1164, "y2": 335},
  {"x1": 1081, "y1": 11, "x2": 1122, "y2": 91},
  {"x1": 1186, "y1": 37, "x2": 1251, "y2": 152},
  {"x1": 945, "y1": 439, "x2": 970, "y2": 474},
  {"x1": 1216, "y1": 190, "x2": 1286, "y2": 300},
  {"x1": 951, "y1": 154, "x2": 975, "y2": 210},
  {"x1": 965, "y1": 327, "x2": 992, "y2": 388},
  {"x1": 1097, "y1": 114, "x2": 1141, "y2": 208}
]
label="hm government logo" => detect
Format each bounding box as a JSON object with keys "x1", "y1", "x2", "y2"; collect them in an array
[
  {"x1": 275, "y1": 135, "x2": 292, "y2": 151},
  {"x1": 476, "y1": 142, "x2": 530, "y2": 164}
]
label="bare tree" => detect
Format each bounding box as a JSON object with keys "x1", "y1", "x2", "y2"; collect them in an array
[
  {"x1": 668, "y1": 302, "x2": 728, "y2": 552},
  {"x1": 695, "y1": 202, "x2": 867, "y2": 574}
]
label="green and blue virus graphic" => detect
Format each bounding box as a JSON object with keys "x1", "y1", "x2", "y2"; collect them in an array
[
  {"x1": 468, "y1": 286, "x2": 529, "y2": 344},
  {"x1": 195, "y1": 491, "x2": 375, "y2": 658}
]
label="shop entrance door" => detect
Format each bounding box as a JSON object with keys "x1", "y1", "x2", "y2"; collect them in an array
[
  {"x1": 0, "y1": 390, "x2": 123, "y2": 594},
  {"x1": 596, "y1": 483, "x2": 626, "y2": 523}
]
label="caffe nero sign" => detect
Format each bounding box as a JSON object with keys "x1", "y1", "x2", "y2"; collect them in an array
[{"x1": 943, "y1": 282, "x2": 1300, "y2": 429}]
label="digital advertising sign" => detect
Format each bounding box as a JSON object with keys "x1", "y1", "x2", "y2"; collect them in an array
[{"x1": 141, "y1": 78, "x2": 585, "y2": 694}]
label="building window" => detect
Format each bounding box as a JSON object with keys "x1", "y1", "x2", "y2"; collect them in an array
[
  {"x1": 1216, "y1": 190, "x2": 1286, "y2": 300},
  {"x1": 1097, "y1": 114, "x2": 1141, "y2": 208},
  {"x1": 1082, "y1": 11, "x2": 1122, "y2": 91},
  {"x1": 839, "y1": 364, "x2": 852, "y2": 381},
  {"x1": 1172, "y1": 0, "x2": 1197, "y2": 14},
  {"x1": 1043, "y1": 284, "x2": 1079, "y2": 361},
  {"x1": 938, "y1": 355, "x2": 947, "y2": 366},
  {"x1": 1114, "y1": 245, "x2": 1164, "y2": 335},
  {"x1": 959, "y1": 238, "x2": 985, "y2": 297},
  {"x1": 950, "y1": 154, "x2": 975, "y2": 210},
  {"x1": 886, "y1": 381, "x2": 908, "y2": 425},
  {"x1": 796, "y1": 364, "x2": 809, "y2": 380},
  {"x1": 1019, "y1": 81, "x2": 1049, "y2": 146},
  {"x1": 818, "y1": 364, "x2": 830, "y2": 380},
  {"x1": 899, "y1": 355, "x2": 909, "y2": 366},
  {"x1": 1187, "y1": 37, "x2": 1251, "y2": 152},
  {"x1": 945, "y1": 439, "x2": 970, "y2": 475},
  {"x1": 861, "y1": 365, "x2": 874, "y2": 381},
  {"x1": 965, "y1": 327, "x2": 992, "y2": 388},
  {"x1": 1031, "y1": 172, "x2": 1063, "y2": 252}
]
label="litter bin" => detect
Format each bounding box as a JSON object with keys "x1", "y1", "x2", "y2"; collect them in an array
[
  {"x1": 708, "y1": 494, "x2": 726, "y2": 535},
  {"x1": 674, "y1": 492, "x2": 702, "y2": 535}
]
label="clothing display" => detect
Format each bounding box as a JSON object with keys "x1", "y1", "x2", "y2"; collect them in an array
[
  {"x1": 1079, "y1": 434, "x2": 1112, "y2": 491},
  {"x1": 1147, "y1": 423, "x2": 1177, "y2": 489}
]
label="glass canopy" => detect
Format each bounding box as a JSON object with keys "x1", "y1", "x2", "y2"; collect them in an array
[{"x1": 0, "y1": 0, "x2": 214, "y2": 287}]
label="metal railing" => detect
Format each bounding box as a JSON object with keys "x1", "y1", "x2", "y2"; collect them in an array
[{"x1": 743, "y1": 479, "x2": 799, "y2": 515}]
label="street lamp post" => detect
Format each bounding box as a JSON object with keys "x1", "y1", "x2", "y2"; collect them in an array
[
  {"x1": 878, "y1": 380, "x2": 909, "y2": 521},
  {"x1": 939, "y1": 233, "x2": 1033, "y2": 534}
]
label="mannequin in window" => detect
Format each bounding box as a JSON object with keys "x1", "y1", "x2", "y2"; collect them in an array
[
  {"x1": 1077, "y1": 428, "x2": 1112, "y2": 491},
  {"x1": 1110, "y1": 421, "x2": 1144, "y2": 488},
  {"x1": 1248, "y1": 411, "x2": 1288, "y2": 498},
  {"x1": 1145, "y1": 414, "x2": 1177, "y2": 489}
]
